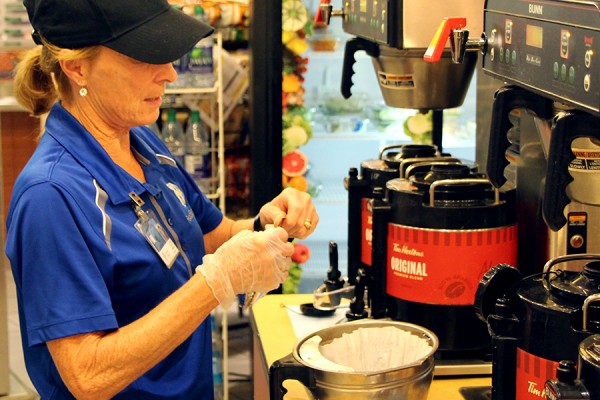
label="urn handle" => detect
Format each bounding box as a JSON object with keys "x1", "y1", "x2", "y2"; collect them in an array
[
  {"x1": 583, "y1": 293, "x2": 600, "y2": 332},
  {"x1": 269, "y1": 352, "x2": 315, "y2": 400},
  {"x1": 429, "y1": 178, "x2": 499, "y2": 206}
]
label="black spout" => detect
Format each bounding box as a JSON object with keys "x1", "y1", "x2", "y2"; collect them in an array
[
  {"x1": 346, "y1": 268, "x2": 368, "y2": 320},
  {"x1": 324, "y1": 241, "x2": 344, "y2": 292},
  {"x1": 488, "y1": 297, "x2": 519, "y2": 400}
]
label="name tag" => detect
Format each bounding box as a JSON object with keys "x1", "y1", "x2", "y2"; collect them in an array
[{"x1": 134, "y1": 209, "x2": 179, "y2": 268}]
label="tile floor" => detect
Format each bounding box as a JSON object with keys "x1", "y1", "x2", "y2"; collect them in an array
[{"x1": 3, "y1": 265, "x2": 254, "y2": 400}]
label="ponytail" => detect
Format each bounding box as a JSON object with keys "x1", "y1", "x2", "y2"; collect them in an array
[
  {"x1": 13, "y1": 36, "x2": 99, "y2": 117},
  {"x1": 14, "y1": 46, "x2": 57, "y2": 116}
]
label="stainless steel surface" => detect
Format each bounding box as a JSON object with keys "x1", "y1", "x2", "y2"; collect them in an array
[
  {"x1": 312, "y1": 283, "x2": 354, "y2": 310},
  {"x1": 583, "y1": 293, "x2": 600, "y2": 331},
  {"x1": 402, "y1": 0, "x2": 484, "y2": 48},
  {"x1": 372, "y1": 46, "x2": 477, "y2": 109},
  {"x1": 580, "y1": 335, "x2": 600, "y2": 365},
  {"x1": 545, "y1": 137, "x2": 600, "y2": 267},
  {"x1": 293, "y1": 319, "x2": 438, "y2": 400}
]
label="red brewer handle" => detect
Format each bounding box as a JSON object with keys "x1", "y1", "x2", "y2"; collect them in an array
[
  {"x1": 314, "y1": 0, "x2": 331, "y2": 28},
  {"x1": 424, "y1": 17, "x2": 467, "y2": 63}
]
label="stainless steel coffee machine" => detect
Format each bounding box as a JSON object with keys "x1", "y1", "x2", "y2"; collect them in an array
[
  {"x1": 428, "y1": 0, "x2": 600, "y2": 272},
  {"x1": 426, "y1": 0, "x2": 600, "y2": 398},
  {"x1": 319, "y1": 0, "x2": 483, "y2": 111},
  {"x1": 311, "y1": 0, "x2": 512, "y2": 377}
]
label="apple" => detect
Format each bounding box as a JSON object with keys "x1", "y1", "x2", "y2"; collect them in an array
[{"x1": 291, "y1": 243, "x2": 311, "y2": 264}]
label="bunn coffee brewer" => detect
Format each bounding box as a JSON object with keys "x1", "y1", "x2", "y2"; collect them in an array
[
  {"x1": 318, "y1": 0, "x2": 484, "y2": 155},
  {"x1": 424, "y1": 0, "x2": 600, "y2": 398},
  {"x1": 318, "y1": 0, "x2": 483, "y2": 110},
  {"x1": 426, "y1": 1, "x2": 600, "y2": 274},
  {"x1": 315, "y1": 0, "x2": 502, "y2": 377}
]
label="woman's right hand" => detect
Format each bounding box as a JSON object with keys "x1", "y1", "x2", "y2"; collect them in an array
[{"x1": 196, "y1": 227, "x2": 293, "y2": 308}]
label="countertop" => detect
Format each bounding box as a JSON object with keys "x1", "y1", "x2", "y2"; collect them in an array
[{"x1": 250, "y1": 294, "x2": 492, "y2": 399}]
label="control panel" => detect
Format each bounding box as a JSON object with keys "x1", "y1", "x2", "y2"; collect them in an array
[
  {"x1": 483, "y1": 0, "x2": 600, "y2": 116},
  {"x1": 341, "y1": 0, "x2": 398, "y2": 47}
]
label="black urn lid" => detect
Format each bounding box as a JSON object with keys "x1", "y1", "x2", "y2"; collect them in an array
[
  {"x1": 550, "y1": 261, "x2": 600, "y2": 302},
  {"x1": 409, "y1": 164, "x2": 491, "y2": 204},
  {"x1": 361, "y1": 144, "x2": 439, "y2": 174},
  {"x1": 381, "y1": 144, "x2": 437, "y2": 169}
]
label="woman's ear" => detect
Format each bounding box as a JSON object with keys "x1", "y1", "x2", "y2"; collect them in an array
[{"x1": 58, "y1": 59, "x2": 86, "y2": 86}]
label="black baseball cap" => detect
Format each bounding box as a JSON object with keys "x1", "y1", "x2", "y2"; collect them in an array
[{"x1": 24, "y1": 0, "x2": 214, "y2": 64}]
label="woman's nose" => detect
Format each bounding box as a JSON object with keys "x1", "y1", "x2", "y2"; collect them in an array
[{"x1": 159, "y1": 62, "x2": 178, "y2": 84}]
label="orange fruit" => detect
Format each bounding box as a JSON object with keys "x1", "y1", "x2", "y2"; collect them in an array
[
  {"x1": 282, "y1": 149, "x2": 308, "y2": 177},
  {"x1": 282, "y1": 173, "x2": 290, "y2": 187},
  {"x1": 288, "y1": 175, "x2": 308, "y2": 192}
]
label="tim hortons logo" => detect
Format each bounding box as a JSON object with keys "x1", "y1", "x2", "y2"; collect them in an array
[{"x1": 393, "y1": 244, "x2": 424, "y2": 257}]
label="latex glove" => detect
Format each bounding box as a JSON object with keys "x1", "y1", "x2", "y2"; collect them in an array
[{"x1": 196, "y1": 227, "x2": 292, "y2": 308}]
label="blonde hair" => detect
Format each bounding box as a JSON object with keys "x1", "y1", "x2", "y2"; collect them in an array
[{"x1": 13, "y1": 36, "x2": 100, "y2": 116}]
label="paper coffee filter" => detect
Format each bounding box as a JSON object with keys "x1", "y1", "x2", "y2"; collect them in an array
[
  {"x1": 298, "y1": 336, "x2": 354, "y2": 372},
  {"x1": 299, "y1": 326, "x2": 433, "y2": 373}
]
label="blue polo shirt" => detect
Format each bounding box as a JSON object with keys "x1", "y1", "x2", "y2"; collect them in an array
[{"x1": 5, "y1": 103, "x2": 223, "y2": 399}]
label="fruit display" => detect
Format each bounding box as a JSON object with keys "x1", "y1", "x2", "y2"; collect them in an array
[
  {"x1": 403, "y1": 110, "x2": 434, "y2": 144},
  {"x1": 282, "y1": 149, "x2": 308, "y2": 177},
  {"x1": 281, "y1": 0, "x2": 317, "y2": 294},
  {"x1": 283, "y1": 243, "x2": 312, "y2": 294}
]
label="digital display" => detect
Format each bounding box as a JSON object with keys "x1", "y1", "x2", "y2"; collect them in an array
[{"x1": 526, "y1": 25, "x2": 543, "y2": 48}]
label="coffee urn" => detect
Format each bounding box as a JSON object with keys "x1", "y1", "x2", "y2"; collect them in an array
[
  {"x1": 344, "y1": 144, "x2": 464, "y2": 285},
  {"x1": 371, "y1": 164, "x2": 517, "y2": 364},
  {"x1": 544, "y1": 334, "x2": 600, "y2": 399},
  {"x1": 475, "y1": 255, "x2": 600, "y2": 400}
]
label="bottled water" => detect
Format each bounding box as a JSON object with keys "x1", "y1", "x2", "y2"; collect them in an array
[
  {"x1": 210, "y1": 314, "x2": 224, "y2": 400},
  {"x1": 188, "y1": 6, "x2": 214, "y2": 88},
  {"x1": 160, "y1": 108, "x2": 185, "y2": 164},
  {"x1": 184, "y1": 110, "x2": 211, "y2": 192}
]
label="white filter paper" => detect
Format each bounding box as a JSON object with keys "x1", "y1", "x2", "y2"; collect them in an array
[{"x1": 299, "y1": 326, "x2": 433, "y2": 373}]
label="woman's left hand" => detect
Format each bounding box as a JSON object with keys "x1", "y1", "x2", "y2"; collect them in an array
[{"x1": 258, "y1": 187, "x2": 319, "y2": 239}]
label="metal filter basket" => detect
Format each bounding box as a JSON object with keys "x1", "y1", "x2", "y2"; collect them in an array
[{"x1": 269, "y1": 319, "x2": 439, "y2": 399}]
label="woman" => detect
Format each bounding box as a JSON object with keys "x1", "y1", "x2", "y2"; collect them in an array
[{"x1": 5, "y1": 0, "x2": 319, "y2": 399}]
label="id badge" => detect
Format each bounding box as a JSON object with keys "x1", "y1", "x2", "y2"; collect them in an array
[{"x1": 134, "y1": 209, "x2": 179, "y2": 268}]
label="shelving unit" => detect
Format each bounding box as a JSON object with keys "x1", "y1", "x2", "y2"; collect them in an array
[{"x1": 164, "y1": 32, "x2": 226, "y2": 213}]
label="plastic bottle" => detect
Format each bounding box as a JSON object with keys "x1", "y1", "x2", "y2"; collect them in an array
[
  {"x1": 184, "y1": 110, "x2": 211, "y2": 192},
  {"x1": 187, "y1": 6, "x2": 214, "y2": 88},
  {"x1": 210, "y1": 313, "x2": 224, "y2": 400},
  {"x1": 160, "y1": 108, "x2": 185, "y2": 164}
]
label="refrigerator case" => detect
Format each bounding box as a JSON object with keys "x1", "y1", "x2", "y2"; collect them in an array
[{"x1": 249, "y1": 1, "x2": 478, "y2": 292}]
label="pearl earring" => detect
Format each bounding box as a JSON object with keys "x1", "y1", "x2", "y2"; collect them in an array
[{"x1": 79, "y1": 87, "x2": 88, "y2": 97}]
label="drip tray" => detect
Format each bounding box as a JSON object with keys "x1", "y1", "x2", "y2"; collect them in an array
[
  {"x1": 459, "y1": 386, "x2": 492, "y2": 400},
  {"x1": 434, "y1": 359, "x2": 492, "y2": 376}
]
